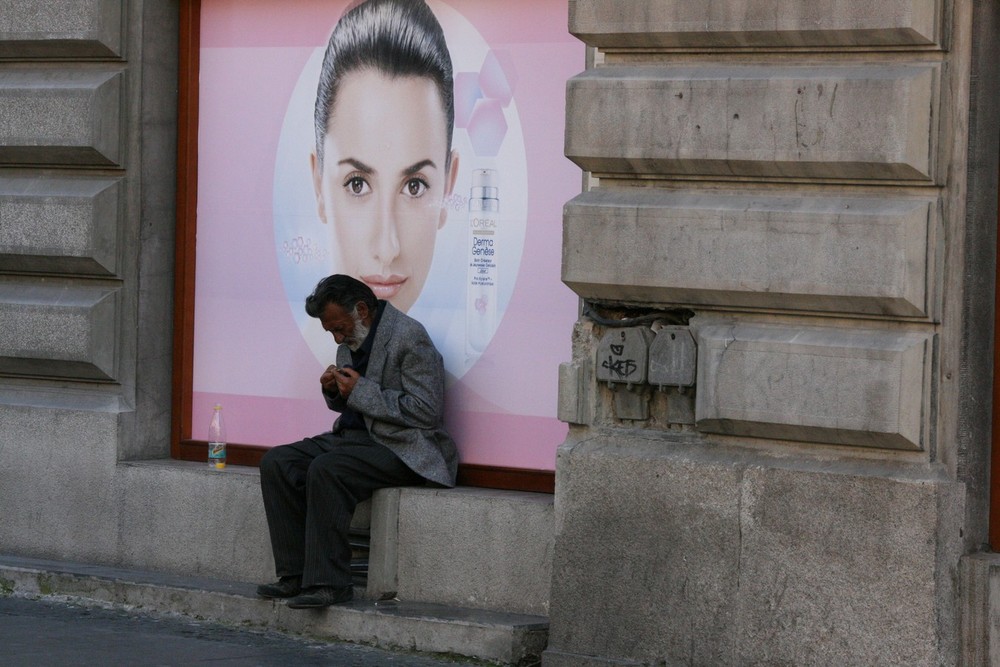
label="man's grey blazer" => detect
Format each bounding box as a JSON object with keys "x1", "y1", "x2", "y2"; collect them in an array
[{"x1": 324, "y1": 302, "x2": 458, "y2": 488}]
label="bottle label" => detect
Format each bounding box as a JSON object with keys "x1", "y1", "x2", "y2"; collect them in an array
[
  {"x1": 467, "y1": 215, "x2": 498, "y2": 357},
  {"x1": 208, "y1": 442, "x2": 226, "y2": 469}
]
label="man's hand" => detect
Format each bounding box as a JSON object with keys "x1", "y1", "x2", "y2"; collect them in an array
[
  {"x1": 320, "y1": 364, "x2": 359, "y2": 398},
  {"x1": 320, "y1": 365, "x2": 340, "y2": 393}
]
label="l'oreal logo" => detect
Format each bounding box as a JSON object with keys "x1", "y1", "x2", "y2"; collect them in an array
[{"x1": 471, "y1": 216, "x2": 497, "y2": 229}]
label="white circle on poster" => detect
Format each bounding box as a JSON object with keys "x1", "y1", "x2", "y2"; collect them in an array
[{"x1": 272, "y1": 1, "x2": 527, "y2": 380}]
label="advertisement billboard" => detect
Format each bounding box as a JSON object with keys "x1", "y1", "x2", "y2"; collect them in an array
[{"x1": 190, "y1": 0, "x2": 582, "y2": 472}]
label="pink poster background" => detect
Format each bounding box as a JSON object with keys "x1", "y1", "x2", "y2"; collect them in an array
[{"x1": 192, "y1": 0, "x2": 582, "y2": 471}]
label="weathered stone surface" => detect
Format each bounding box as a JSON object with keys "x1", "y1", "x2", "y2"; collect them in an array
[
  {"x1": 557, "y1": 361, "x2": 587, "y2": 424},
  {"x1": 563, "y1": 189, "x2": 937, "y2": 317},
  {"x1": 569, "y1": 0, "x2": 940, "y2": 48},
  {"x1": 0, "y1": 277, "x2": 119, "y2": 381},
  {"x1": 546, "y1": 435, "x2": 742, "y2": 665},
  {"x1": 0, "y1": 0, "x2": 123, "y2": 58},
  {"x1": 115, "y1": 460, "x2": 275, "y2": 583},
  {"x1": 0, "y1": 68, "x2": 122, "y2": 166},
  {"x1": 0, "y1": 175, "x2": 121, "y2": 275},
  {"x1": 371, "y1": 487, "x2": 554, "y2": 616},
  {"x1": 734, "y1": 463, "x2": 962, "y2": 666},
  {"x1": 565, "y1": 64, "x2": 938, "y2": 181},
  {"x1": 695, "y1": 322, "x2": 933, "y2": 450},
  {"x1": 544, "y1": 434, "x2": 962, "y2": 666},
  {"x1": 0, "y1": 398, "x2": 121, "y2": 563},
  {"x1": 960, "y1": 553, "x2": 1000, "y2": 667}
]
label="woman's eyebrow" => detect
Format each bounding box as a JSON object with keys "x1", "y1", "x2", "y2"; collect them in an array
[
  {"x1": 337, "y1": 158, "x2": 375, "y2": 173},
  {"x1": 402, "y1": 159, "x2": 437, "y2": 176}
]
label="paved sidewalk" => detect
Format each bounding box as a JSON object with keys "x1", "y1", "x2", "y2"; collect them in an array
[
  {"x1": 0, "y1": 594, "x2": 483, "y2": 666},
  {"x1": 0, "y1": 555, "x2": 546, "y2": 666}
]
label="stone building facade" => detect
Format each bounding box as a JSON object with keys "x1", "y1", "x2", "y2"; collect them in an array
[
  {"x1": 548, "y1": 1, "x2": 1000, "y2": 664},
  {"x1": 0, "y1": 1, "x2": 998, "y2": 665}
]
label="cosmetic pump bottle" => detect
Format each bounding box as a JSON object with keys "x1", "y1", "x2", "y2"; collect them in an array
[{"x1": 466, "y1": 168, "x2": 499, "y2": 360}]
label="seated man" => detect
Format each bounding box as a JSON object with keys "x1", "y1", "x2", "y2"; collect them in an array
[{"x1": 257, "y1": 274, "x2": 458, "y2": 608}]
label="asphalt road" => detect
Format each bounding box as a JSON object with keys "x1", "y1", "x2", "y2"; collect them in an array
[{"x1": 0, "y1": 595, "x2": 484, "y2": 667}]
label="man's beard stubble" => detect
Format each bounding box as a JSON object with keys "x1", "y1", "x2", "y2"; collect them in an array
[{"x1": 346, "y1": 310, "x2": 370, "y2": 351}]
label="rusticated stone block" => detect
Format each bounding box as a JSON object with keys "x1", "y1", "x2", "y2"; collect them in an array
[
  {"x1": 0, "y1": 0, "x2": 123, "y2": 59},
  {"x1": 0, "y1": 278, "x2": 119, "y2": 381},
  {"x1": 0, "y1": 175, "x2": 121, "y2": 275},
  {"x1": 569, "y1": 0, "x2": 940, "y2": 49},
  {"x1": 562, "y1": 189, "x2": 937, "y2": 318},
  {"x1": 694, "y1": 322, "x2": 933, "y2": 450},
  {"x1": 545, "y1": 434, "x2": 962, "y2": 666},
  {"x1": 565, "y1": 64, "x2": 938, "y2": 182},
  {"x1": 734, "y1": 465, "x2": 962, "y2": 666},
  {"x1": 547, "y1": 435, "x2": 742, "y2": 665},
  {"x1": 0, "y1": 68, "x2": 122, "y2": 166}
]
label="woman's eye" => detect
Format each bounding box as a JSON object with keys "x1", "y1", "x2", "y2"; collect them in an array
[
  {"x1": 402, "y1": 178, "x2": 428, "y2": 198},
  {"x1": 344, "y1": 176, "x2": 370, "y2": 196}
]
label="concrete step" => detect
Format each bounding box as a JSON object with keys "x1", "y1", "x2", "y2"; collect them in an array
[{"x1": 0, "y1": 555, "x2": 548, "y2": 666}]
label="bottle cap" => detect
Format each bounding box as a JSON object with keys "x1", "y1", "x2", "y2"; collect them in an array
[{"x1": 470, "y1": 168, "x2": 498, "y2": 201}]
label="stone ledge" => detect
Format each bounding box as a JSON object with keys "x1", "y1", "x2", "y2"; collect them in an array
[
  {"x1": 370, "y1": 486, "x2": 554, "y2": 617},
  {"x1": 114, "y1": 460, "x2": 554, "y2": 619},
  {"x1": 0, "y1": 554, "x2": 548, "y2": 666}
]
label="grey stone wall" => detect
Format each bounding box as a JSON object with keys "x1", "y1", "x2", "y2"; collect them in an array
[
  {"x1": 0, "y1": 0, "x2": 178, "y2": 563},
  {"x1": 549, "y1": 0, "x2": 997, "y2": 664}
]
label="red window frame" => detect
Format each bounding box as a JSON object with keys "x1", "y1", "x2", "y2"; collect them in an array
[{"x1": 169, "y1": 0, "x2": 554, "y2": 494}]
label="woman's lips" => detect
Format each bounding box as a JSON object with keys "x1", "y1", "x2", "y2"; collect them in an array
[{"x1": 362, "y1": 275, "x2": 406, "y2": 301}]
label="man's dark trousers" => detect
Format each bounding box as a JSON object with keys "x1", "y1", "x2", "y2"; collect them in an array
[{"x1": 259, "y1": 429, "x2": 423, "y2": 588}]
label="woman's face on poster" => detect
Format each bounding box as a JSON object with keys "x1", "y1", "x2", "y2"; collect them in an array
[{"x1": 311, "y1": 70, "x2": 459, "y2": 312}]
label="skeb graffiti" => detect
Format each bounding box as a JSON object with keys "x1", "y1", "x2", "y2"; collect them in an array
[{"x1": 601, "y1": 355, "x2": 638, "y2": 379}]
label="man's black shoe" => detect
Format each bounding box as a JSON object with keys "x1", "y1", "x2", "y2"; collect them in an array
[
  {"x1": 286, "y1": 585, "x2": 353, "y2": 609},
  {"x1": 256, "y1": 576, "x2": 302, "y2": 599}
]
